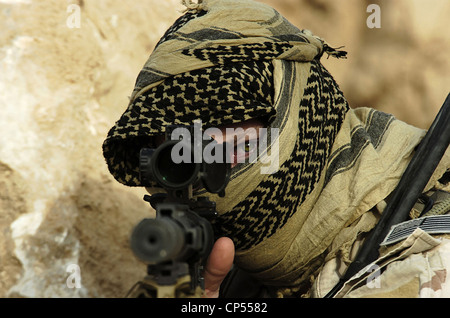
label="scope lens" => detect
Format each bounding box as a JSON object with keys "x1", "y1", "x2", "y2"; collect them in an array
[{"x1": 153, "y1": 142, "x2": 200, "y2": 189}]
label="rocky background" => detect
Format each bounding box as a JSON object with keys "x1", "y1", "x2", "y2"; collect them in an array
[{"x1": 0, "y1": 0, "x2": 448, "y2": 298}]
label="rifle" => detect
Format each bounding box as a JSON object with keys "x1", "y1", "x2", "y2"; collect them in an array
[
  {"x1": 325, "y1": 93, "x2": 450, "y2": 298},
  {"x1": 127, "y1": 125, "x2": 231, "y2": 298}
]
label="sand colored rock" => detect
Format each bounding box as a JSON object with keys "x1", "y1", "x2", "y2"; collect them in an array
[{"x1": 0, "y1": 0, "x2": 182, "y2": 298}]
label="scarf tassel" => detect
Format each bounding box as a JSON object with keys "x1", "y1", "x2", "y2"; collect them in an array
[{"x1": 323, "y1": 44, "x2": 348, "y2": 59}]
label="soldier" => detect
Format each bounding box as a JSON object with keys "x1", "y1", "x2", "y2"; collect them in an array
[{"x1": 102, "y1": 0, "x2": 450, "y2": 298}]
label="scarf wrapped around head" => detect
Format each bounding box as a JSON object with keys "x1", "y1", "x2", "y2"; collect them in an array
[{"x1": 103, "y1": 0, "x2": 448, "y2": 293}]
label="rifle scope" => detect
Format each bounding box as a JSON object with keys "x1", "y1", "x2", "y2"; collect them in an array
[
  {"x1": 142, "y1": 140, "x2": 200, "y2": 190},
  {"x1": 139, "y1": 132, "x2": 230, "y2": 195}
]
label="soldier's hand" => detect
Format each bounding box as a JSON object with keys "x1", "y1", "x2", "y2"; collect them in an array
[{"x1": 204, "y1": 237, "x2": 235, "y2": 298}]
